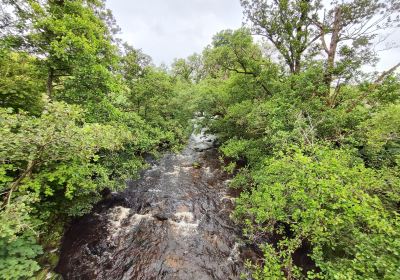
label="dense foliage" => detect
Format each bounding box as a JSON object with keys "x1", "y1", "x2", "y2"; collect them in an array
[
  {"x1": 183, "y1": 1, "x2": 400, "y2": 279},
  {"x1": 0, "y1": 0, "x2": 193, "y2": 278},
  {"x1": 1, "y1": 0, "x2": 400, "y2": 279}
]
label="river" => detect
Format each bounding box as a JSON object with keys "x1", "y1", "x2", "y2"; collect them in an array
[{"x1": 56, "y1": 128, "x2": 257, "y2": 280}]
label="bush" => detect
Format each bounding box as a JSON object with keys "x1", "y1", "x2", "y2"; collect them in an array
[{"x1": 234, "y1": 145, "x2": 400, "y2": 279}]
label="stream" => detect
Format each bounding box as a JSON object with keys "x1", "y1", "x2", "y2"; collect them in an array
[{"x1": 56, "y1": 128, "x2": 258, "y2": 280}]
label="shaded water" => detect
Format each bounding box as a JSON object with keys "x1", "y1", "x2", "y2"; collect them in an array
[{"x1": 56, "y1": 130, "x2": 257, "y2": 280}]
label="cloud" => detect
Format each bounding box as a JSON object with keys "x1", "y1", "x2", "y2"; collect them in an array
[
  {"x1": 107, "y1": 0, "x2": 399, "y2": 71},
  {"x1": 107, "y1": 0, "x2": 243, "y2": 65}
]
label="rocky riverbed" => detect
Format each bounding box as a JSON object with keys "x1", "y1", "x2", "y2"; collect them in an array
[{"x1": 56, "y1": 129, "x2": 257, "y2": 280}]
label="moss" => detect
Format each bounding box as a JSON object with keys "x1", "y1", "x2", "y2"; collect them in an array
[
  {"x1": 192, "y1": 161, "x2": 202, "y2": 169},
  {"x1": 34, "y1": 216, "x2": 67, "y2": 279}
]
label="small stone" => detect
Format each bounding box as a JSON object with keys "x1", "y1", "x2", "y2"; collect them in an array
[{"x1": 152, "y1": 213, "x2": 170, "y2": 221}]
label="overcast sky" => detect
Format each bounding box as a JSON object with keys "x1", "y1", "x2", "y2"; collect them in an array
[
  {"x1": 107, "y1": 0, "x2": 243, "y2": 65},
  {"x1": 107, "y1": 0, "x2": 399, "y2": 71}
]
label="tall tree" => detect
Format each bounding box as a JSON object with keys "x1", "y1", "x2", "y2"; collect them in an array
[
  {"x1": 203, "y1": 28, "x2": 275, "y2": 95},
  {"x1": 241, "y1": 0, "x2": 400, "y2": 94},
  {"x1": 240, "y1": 0, "x2": 321, "y2": 73},
  {"x1": 171, "y1": 54, "x2": 205, "y2": 83},
  {"x1": 5, "y1": 0, "x2": 118, "y2": 102},
  {"x1": 313, "y1": 0, "x2": 400, "y2": 96}
]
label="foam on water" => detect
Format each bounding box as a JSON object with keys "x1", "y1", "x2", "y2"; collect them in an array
[
  {"x1": 56, "y1": 121, "x2": 253, "y2": 280},
  {"x1": 106, "y1": 207, "x2": 129, "y2": 242}
]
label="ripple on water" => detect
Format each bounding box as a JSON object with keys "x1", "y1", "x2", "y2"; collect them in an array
[
  {"x1": 56, "y1": 128, "x2": 257, "y2": 280},
  {"x1": 169, "y1": 211, "x2": 199, "y2": 236}
]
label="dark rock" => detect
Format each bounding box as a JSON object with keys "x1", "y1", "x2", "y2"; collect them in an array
[{"x1": 152, "y1": 213, "x2": 171, "y2": 221}]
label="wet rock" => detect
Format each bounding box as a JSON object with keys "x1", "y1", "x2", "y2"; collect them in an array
[
  {"x1": 56, "y1": 128, "x2": 254, "y2": 280},
  {"x1": 153, "y1": 213, "x2": 171, "y2": 221},
  {"x1": 193, "y1": 143, "x2": 212, "y2": 152},
  {"x1": 192, "y1": 133, "x2": 217, "y2": 152}
]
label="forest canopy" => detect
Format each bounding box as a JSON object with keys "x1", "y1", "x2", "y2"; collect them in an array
[
  {"x1": 187, "y1": 0, "x2": 400, "y2": 279},
  {"x1": 1, "y1": 0, "x2": 400, "y2": 279},
  {"x1": 0, "y1": 0, "x2": 193, "y2": 278}
]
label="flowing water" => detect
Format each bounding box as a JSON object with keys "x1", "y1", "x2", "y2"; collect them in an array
[{"x1": 56, "y1": 129, "x2": 258, "y2": 280}]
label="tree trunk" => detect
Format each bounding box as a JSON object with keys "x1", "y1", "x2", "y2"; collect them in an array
[
  {"x1": 324, "y1": 7, "x2": 341, "y2": 91},
  {"x1": 292, "y1": 0, "x2": 310, "y2": 74},
  {"x1": 47, "y1": 67, "x2": 54, "y2": 99},
  {"x1": 289, "y1": 63, "x2": 295, "y2": 74},
  {"x1": 3, "y1": 160, "x2": 35, "y2": 206},
  {"x1": 294, "y1": 58, "x2": 301, "y2": 74}
]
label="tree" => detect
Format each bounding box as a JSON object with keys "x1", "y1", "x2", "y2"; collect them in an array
[
  {"x1": 0, "y1": 102, "x2": 133, "y2": 278},
  {"x1": 0, "y1": 1, "x2": 196, "y2": 277},
  {"x1": 171, "y1": 53, "x2": 205, "y2": 83},
  {"x1": 241, "y1": 0, "x2": 400, "y2": 94},
  {"x1": 130, "y1": 68, "x2": 174, "y2": 118},
  {"x1": 4, "y1": 0, "x2": 119, "y2": 102},
  {"x1": 171, "y1": 58, "x2": 194, "y2": 83},
  {"x1": 203, "y1": 28, "x2": 276, "y2": 95},
  {"x1": 234, "y1": 146, "x2": 400, "y2": 279},
  {"x1": 240, "y1": 0, "x2": 322, "y2": 73},
  {"x1": 194, "y1": 25, "x2": 400, "y2": 279},
  {"x1": 0, "y1": 50, "x2": 44, "y2": 115},
  {"x1": 121, "y1": 43, "x2": 152, "y2": 81},
  {"x1": 314, "y1": 0, "x2": 400, "y2": 94}
]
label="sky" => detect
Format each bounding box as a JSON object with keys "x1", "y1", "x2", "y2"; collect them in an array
[
  {"x1": 107, "y1": 0, "x2": 400, "y2": 71},
  {"x1": 106, "y1": 0, "x2": 243, "y2": 65}
]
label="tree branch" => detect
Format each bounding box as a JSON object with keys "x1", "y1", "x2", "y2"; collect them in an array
[
  {"x1": 346, "y1": 62, "x2": 400, "y2": 113},
  {"x1": 374, "y1": 62, "x2": 400, "y2": 84}
]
